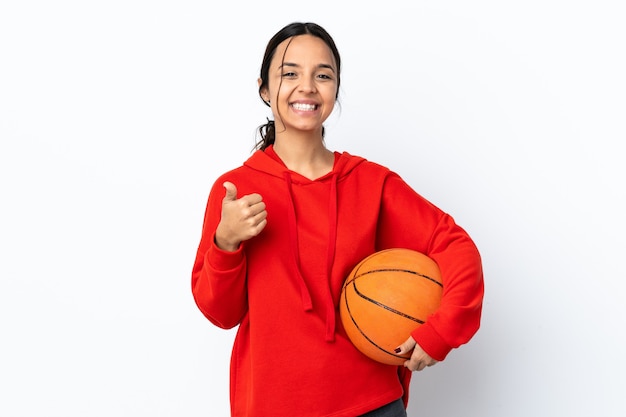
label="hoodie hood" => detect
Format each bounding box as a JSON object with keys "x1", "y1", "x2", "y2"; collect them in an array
[
  {"x1": 244, "y1": 146, "x2": 366, "y2": 341},
  {"x1": 243, "y1": 145, "x2": 366, "y2": 182}
]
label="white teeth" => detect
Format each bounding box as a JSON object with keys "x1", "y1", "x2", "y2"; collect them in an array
[{"x1": 292, "y1": 103, "x2": 317, "y2": 111}]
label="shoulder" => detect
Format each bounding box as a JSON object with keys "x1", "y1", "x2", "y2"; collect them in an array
[
  {"x1": 211, "y1": 166, "x2": 247, "y2": 187},
  {"x1": 337, "y1": 151, "x2": 393, "y2": 177}
]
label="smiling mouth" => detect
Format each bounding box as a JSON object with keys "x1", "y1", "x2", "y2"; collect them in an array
[{"x1": 291, "y1": 103, "x2": 318, "y2": 111}]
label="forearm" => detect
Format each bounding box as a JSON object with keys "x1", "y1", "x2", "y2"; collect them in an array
[
  {"x1": 191, "y1": 239, "x2": 249, "y2": 329},
  {"x1": 415, "y1": 221, "x2": 484, "y2": 360}
]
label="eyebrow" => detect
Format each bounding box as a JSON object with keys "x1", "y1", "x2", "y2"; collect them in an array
[{"x1": 279, "y1": 62, "x2": 336, "y2": 72}]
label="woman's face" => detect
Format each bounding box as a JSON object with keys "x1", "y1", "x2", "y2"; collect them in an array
[{"x1": 260, "y1": 35, "x2": 338, "y2": 137}]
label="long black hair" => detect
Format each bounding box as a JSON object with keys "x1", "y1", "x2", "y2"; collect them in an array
[{"x1": 255, "y1": 22, "x2": 342, "y2": 151}]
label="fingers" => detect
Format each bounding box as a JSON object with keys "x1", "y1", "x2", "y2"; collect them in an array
[
  {"x1": 394, "y1": 336, "x2": 417, "y2": 356},
  {"x1": 224, "y1": 181, "x2": 264, "y2": 209},
  {"x1": 223, "y1": 181, "x2": 238, "y2": 202},
  {"x1": 405, "y1": 360, "x2": 425, "y2": 372},
  {"x1": 397, "y1": 337, "x2": 438, "y2": 372},
  {"x1": 404, "y1": 357, "x2": 437, "y2": 372},
  {"x1": 216, "y1": 182, "x2": 268, "y2": 251},
  {"x1": 241, "y1": 201, "x2": 267, "y2": 231},
  {"x1": 241, "y1": 195, "x2": 266, "y2": 215}
]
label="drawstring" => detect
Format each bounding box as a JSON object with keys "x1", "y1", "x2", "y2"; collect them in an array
[
  {"x1": 324, "y1": 173, "x2": 339, "y2": 341},
  {"x1": 284, "y1": 172, "x2": 313, "y2": 311},
  {"x1": 283, "y1": 171, "x2": 340, "y2": 342}
]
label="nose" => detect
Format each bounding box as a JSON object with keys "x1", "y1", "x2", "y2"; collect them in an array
[{"x1": 299, "y1": 75, "x2": 317, "y2": 93}]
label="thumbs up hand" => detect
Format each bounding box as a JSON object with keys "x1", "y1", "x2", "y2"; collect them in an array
[{"x1": 215, "y1": 181, "x2": 268, "y2": 251}]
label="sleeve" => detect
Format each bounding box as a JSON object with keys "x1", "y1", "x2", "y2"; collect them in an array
[
  {"x1": 191, "y1": 178, "x2": 249, "y2": 329},
  {"x1": 376, "y1": 173, "x2": 484, "y2": 361}
]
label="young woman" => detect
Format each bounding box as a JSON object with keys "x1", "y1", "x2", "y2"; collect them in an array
[{"x1": 191, "y1": 22, "x2": 484, "y2": 417}]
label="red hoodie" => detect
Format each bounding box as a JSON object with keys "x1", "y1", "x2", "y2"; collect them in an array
[{"x1": 192, "y1": 146, "x2": 484, "y2": 417}]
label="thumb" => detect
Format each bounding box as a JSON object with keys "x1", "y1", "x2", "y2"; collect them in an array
[
  {"x1": 394, "y1": 336, "x2": 417, "y2": 355},
  {"x1": 223, "y1": 181, "x2": 238, "y2": 202}
]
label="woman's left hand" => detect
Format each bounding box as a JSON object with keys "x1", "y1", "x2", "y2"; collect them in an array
[{"x1": 395, "y1": 336, "x2": 438, "y2": 371}]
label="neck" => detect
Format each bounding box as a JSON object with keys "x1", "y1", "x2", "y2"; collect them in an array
[{"x1": 273, "y1": 134, "x2": 334, "y2": 180}]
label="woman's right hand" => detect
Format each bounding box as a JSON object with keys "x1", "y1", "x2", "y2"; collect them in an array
[{"x1": 214, "y1": 181, "x2": 268, "y2": 251}]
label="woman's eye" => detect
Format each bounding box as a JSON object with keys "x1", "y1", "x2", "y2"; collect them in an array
[
  {"x1": 282, "y1": 72, "x2": 297, "y2": 78},
  {"x1": 318, "y1": 74, "x2": 332, "y2": 80}
]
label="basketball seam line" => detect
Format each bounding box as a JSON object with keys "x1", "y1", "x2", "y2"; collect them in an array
[
  {"x1": 343, "y1": 281, "x2": 411, "y2": 361},
  {"x1": 355, "y1": 268, "x2": 443, "y2": 287}
]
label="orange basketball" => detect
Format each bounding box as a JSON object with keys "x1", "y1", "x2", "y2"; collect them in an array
[{"x1": 339, "y1": 248, "x2": 443, "y2": 365}]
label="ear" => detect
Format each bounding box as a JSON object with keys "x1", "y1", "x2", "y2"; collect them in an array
[{"x1": 258, "y1": 78, "x2": 269, "y2": 102}]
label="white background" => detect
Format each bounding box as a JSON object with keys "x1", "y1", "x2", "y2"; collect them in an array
[{"x1": 1, "y1": 1, "x2": 625, "y2": 416}]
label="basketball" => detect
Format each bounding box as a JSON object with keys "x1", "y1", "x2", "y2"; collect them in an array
[{"x1": 339, "y1": 248, "x2": 443, "y2": 365}]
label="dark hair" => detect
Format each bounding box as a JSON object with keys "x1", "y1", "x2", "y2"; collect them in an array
[{"x1": 255, "y1": 22, "x2": 342, "y2": 151}]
